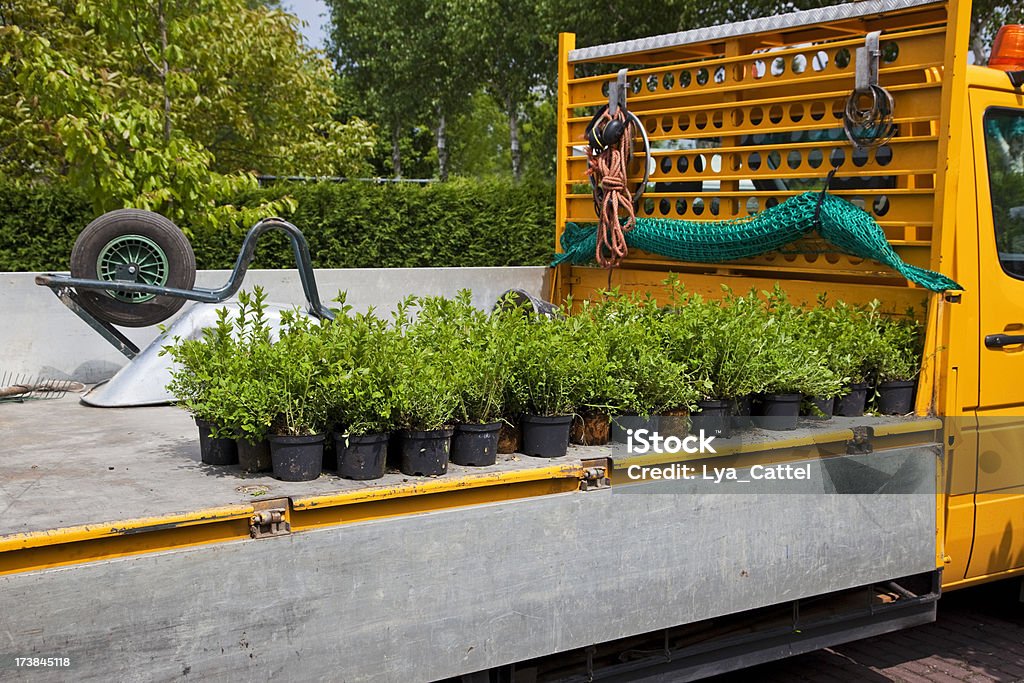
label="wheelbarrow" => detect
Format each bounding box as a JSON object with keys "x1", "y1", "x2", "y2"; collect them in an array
[{"x1": 35, "y1": 209, "x2": 334, "y2": 406}]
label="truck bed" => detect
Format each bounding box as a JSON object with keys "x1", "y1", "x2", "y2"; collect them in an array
[
  {"x1": 1, "y1": 396, "x2": 943, "y2": 681},
  {"x1": 1, "y1": 394, "x2": 936, "y2": 553}
]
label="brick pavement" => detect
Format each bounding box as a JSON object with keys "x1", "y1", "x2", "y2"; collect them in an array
[{"x1": 708, "y1": 580, "x2": 1024, "y2": 682}]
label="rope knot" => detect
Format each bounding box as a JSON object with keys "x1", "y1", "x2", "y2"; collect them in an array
[{"x1": 585, "y1": 110, "x2": 636, "y2": 268}]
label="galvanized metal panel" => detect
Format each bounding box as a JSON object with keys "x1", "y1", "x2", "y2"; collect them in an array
[
  {"x1": 0, "y1": 446, "x2": 936, "y2": 682},
  {"x1": 568, "y1": 0, "x2": 944, "y2": 63}
]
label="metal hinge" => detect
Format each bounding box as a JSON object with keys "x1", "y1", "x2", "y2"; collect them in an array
[
  {"x1": 847, "y1": 425, "x2": 875, "y2": 455},
  {"x1": 580, "y1": 458, "x2": 611, "y2": 491},
  {"x1": 250, "y1": 502, "x2": 291, "y2": 539}
]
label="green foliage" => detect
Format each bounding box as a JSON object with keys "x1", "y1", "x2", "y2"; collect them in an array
[
  {"x1": 390, "y1": 297, "x2": 460, "y2": 431},
  {"x1": 1, "y1": 0, "x2": 375, "y2": 234},
  {"x1": 505, "y1": 313, "x2": 591, "y2": 417},
  {"x1": 758, "y1": 287, "x2": 843, "y2": 397},
  {"x1": 874, "y1": 315, "x2": 924, "y2": 384},
  {"x1": 576, "y1": 290, "x2": 697, "y2": 415},
  {"x1": 663, "y1": 281, "x2": 771, "y2": 401},
  {"x1": 162, "y1": 287, "x2": 279, "y2": 440},
  {"x1": 321, "y1": 297, "x2": 402, "y2": 435},
  {"x1": 262, "y1": 309, "x2": 332, "y2": 435},
  {"x1": 406, "y1": 291, "x2": 512, "y2": 424},
  {"x1": 806, "y1": 297, "x2": 885, "y2": 386},
  {"x1": 162, "y1": 282, "x2": 924, "y2": 441},
  {"x1": 0, "y1": 183, "x2": 94, "y2": 272},
  {"x1": 0, "y1": 178, "x2": 555, "y2": 271}
]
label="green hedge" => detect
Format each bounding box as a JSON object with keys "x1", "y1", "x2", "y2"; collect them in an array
[
  {"x1": 0, "y1": 184, "x2": 96, "y2": 272},
  {"x1": 0, "y1": 179, "x2": 556, "y2": 271}
]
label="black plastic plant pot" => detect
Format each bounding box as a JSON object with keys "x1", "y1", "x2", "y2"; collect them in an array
[
  {"x1": 195, "y1": 418, "x2": 238, "y2": 466},
  {"x1": 731, "y1": 394, "x2": 754, "y2": 429},
  {"x1": 877, "y1": 380, "x2": 915, "y2": 415},
  {"x1": 520, "y1": 414, "x2": 572, "y2": 458},
  {"x1": 834, "y1": 383, "x2": 869, "y2": 417},
  {"x1": 755, "y1": 393, "x2": 802, "y2": 430},
  {"x1": 237, "y1": 438, "x2": 271, "y2": 473},
  {"x1": 451, "y1": 422, "x2": 502, "y2": 467},
  {"x1": 691, "y1": 400, "x2": 731, "y2": 439},
  {"x1": 268, "y1": 433, "x2": 325, "y2": 482},
  {"x1": 610, "y1": 414, "x2": 660, "y2": 444},
  {"x1": 804, "y1": 396, "x2": 835, "y2": 421},
  {"x1": 399, "y1": 429, "x2": 454, "y2": 476},
  {"x1": 335, "y1": 432, "x2": 389, "y2": 480}
]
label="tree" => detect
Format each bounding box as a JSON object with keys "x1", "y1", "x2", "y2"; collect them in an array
[
  {"x1": 454, "y1": 0, "x2": 551, "y2": 181},
  {"x1": 1, "y1": 0, "x2": 375, "y2": 234},
  {"x1": 328, "y1": 0, "x2": 431, "y2": 178}
]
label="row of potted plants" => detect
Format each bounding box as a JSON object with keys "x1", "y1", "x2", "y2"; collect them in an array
[{"x1": 163, "y1": 282, "x2": 923, "y2": 482}]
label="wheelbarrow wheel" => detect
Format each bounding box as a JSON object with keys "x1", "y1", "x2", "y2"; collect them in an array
[{"x1": 69, "y1": 209, "x2": 197, "y2": 327}]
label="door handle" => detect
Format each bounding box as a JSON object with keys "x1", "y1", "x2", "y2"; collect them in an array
[{"x1": 985, "y1": 333, "x2": 1024, "y2": 348}]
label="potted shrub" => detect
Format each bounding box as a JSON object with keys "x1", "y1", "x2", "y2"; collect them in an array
[
  {"x1": 874, "y1": 315, "x2": 922, "y2": 415},
  {"x1": 410, "y1": 292, "x2": 510, "y2": 467},
  {"x1": 611, "y1": 300, "x2": 697, "y2": 442},
  {"x1": 392, "y1": 298, "x2": 459, "y2": 476},
  {"x1": 323, "y1": 308, "x2": 398, "y2": 480},
  {"x1": 209, "y1": 289, "x2": 277, "y2": 472},
  {"x1": 164, "y1": 305, "x2": 239, "y2": 466},
  {"x1": 507, "y1": 313, "x2": 588, "y2": 458},
  {"x1": 576, "y1": 293, "x2": 659, "y2": 443},
  {"x1": 264, "y1": 311, "x2": 332, "y2": 482},
  {"x1": 663, "y1": 285, "x2": 769, "y2": 438},
  {"x1": 755, "y1": 289, "x2": 844, "y2": 430},
  {"x1": 562, "y1": 300, "x2": 619, "y2": 446},
  {"x1": 817, "y1": 299, "x2": 884, "y2": 417},
  {"x1": 451, "y1": 309, "x2": 513, "y2": 467}
]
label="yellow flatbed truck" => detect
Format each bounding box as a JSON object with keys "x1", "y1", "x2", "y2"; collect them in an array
[{"x1": 2, "y1": 0, "x2": 1023, "y2": 680}]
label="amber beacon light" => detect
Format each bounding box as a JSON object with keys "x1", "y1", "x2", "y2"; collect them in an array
[{"x1": 988, "y1": 25, "x2": 1024, "y2": 72}]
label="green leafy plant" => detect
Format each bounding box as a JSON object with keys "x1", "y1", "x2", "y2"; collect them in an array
[
  {"x1": 0, "y1": 179, "x2": 555, "y2": 272},
  {"x1": 506, "y1": 313, "x2": 591, "y2": 417},
  {"x1": 662, "y1": 282, "x2": 772, "y2": 401},
  {"x1": 580, "y1": 289, "x2": 697, "y2": 415},
  {"x1": 406, "y1": 291, "x2": 512, "y2": 424},
  {"x1": 262, "y1": 310, "x2": 332, "y2": 436},
  {"x1": 163, "y1": 287, "x2": 279, "y2": 441},
  {"x1": 874, "y1": 315, "x2": 923, "y2": 383},
  {"x1": 390, "y1": 297, "x2": 459, "y2": 431},
  {"x1": 804, "y1": 297, "x2": 885, "y2": 387},
  {"x1": 321, "y1": 298, "x2": 401, "y2": 436},
  {"x1": 162, "y1": 298, "x2": 238, "y2": 426},
  {"x1": 759, "y1": 286, "x2": 843, "y2": 398}
]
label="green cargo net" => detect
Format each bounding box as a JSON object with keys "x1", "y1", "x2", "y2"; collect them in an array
[{"x1": 553, "y1": 191, "x2": 962, "y2": 293}]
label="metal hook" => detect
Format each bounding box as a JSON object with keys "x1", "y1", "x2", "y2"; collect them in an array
[{"x1": 608, "y1": 68, "x2": 628, "y2": 116}]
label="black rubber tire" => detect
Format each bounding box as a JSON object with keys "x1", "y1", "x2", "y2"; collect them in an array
[{"x1": 69, "y1": 209, "x2": 197, "y2": 327}]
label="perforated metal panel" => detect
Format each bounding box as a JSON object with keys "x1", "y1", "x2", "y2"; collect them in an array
[{"x1": 554, "y1": 0, "x2": 963, "y2": 309}]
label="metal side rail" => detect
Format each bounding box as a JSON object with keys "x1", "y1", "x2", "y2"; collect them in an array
[{"x1": 466, "y1": 572, "x2": 941, "y2": 683}]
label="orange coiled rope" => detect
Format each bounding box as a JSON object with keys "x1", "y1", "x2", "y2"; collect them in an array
[{"x1": 586, "y1": 108, "x2": 636, "y2": 268}]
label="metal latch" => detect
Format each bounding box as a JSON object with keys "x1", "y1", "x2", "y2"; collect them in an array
[
  {"x1": 847, "y1": 425, "x2": 875, "y2": 455},
  {"x1": 250, "y1": 507, "x2": 290, "y2": 539},
  {"x1": 581, "y1": 458, "x2": 611, "y2": 491}
]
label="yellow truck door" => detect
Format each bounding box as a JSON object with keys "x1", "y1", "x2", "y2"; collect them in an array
[{"x1": 967, "y1": 92, "x2": 1024, "y2": 579}]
